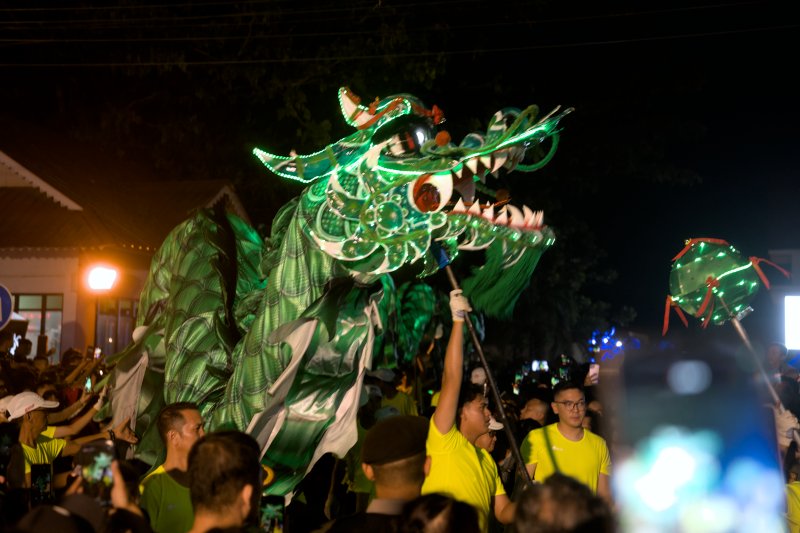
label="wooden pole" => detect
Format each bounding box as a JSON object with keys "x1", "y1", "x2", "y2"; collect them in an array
[{"x1": 442, "y1": 264, "x2": 535, "y2": 490}]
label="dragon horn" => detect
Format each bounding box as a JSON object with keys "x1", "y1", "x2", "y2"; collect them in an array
[{"x1": 339, "y1": 87, "x2": 378, "y2": 129}]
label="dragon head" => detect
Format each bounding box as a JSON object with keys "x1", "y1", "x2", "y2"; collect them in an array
[{"x1": 255, "y1": 88, "x2": 571, "y2": 315}]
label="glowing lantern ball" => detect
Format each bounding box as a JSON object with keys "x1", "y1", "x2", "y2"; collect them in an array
[{"x1": 669, "y1": 239, "x2": 760, "y2": 326}]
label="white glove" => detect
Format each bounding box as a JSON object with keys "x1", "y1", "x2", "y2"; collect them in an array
[
  {"x1": 774, "y1": 404, "x2": 800, "y2": 448},
  {"x1": 449, "y1": 289, "x2": 472, "y2": 322},
  {"x1": 93, "y1": 385, "x2": 108, "y2": 412}
]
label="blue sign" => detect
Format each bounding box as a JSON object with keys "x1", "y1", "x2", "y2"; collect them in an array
[{"x1": 0, "y1": 284, "x2": 13, "y2": 331}]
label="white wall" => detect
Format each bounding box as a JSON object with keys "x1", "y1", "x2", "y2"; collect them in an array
[{"x1": 0, "y1": 254, "x2": 83, "y2": 357}]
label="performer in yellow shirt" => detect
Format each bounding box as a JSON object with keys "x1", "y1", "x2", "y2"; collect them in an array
[
  {"x1": 788, "y1": 481, "x2": 800, "y2": 533},
  {"x1": 421, "y1": 290, "x2": 515, "y2": 532},
  {"x1": 521, "y1": 381, "x2": 612, "y2": 503}
]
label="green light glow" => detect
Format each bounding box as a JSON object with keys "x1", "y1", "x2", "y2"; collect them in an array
[{"x1": 716, "y1": 263, "x2": 753, "y2": 281}]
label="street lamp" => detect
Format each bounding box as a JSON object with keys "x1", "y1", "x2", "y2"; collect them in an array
[
  {"x1": 88, "y1": 267, "x2": 117, "y2": 291},
  {"x1": 87, "y1": 265, "x2": 118, "y2": 353}
]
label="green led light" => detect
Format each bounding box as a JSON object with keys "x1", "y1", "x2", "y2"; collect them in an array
[{"x1": 716, "y1": 263, "x2": 753, "y2": 281}]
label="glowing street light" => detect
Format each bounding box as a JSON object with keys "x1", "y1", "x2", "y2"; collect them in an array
[
  {"x1": 87, "y1": 265, "x2": 118, "y2": 354},
  {"x1": 88, "y1": 266, "x2": 118, "y2": 291}
]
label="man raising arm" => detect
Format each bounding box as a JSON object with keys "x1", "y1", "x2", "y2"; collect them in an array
[{"x1": 421, "y1": 290, "x2": 515, "y2": 531}]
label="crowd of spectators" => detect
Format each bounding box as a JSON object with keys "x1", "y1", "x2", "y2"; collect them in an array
[{"x1": 1, "y1": 297, "x2": 797, "y2": 532}]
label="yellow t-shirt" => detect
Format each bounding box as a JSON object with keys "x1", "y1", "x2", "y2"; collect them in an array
[
  {"x1": 421, "y1": 418, "x2": 505, "y2": 532},
  {"x1": 787, "y1": 482, "x2": 800, "y2": 533},
  {"x1": 521, "y1": 423, "x2": 611, "y2": 494},
  {"x1": 21, "y1": 433, "x2": 66, "y2": 474},
  {"x1": 140, "y1": 465, "x2": 194, "y2": 533},
  {"x1": 381, "y1": 391, "x2": 418, "y2": 416},
  {"x1": 431, "y1": 390, "x2": 441, "y2": 407}
]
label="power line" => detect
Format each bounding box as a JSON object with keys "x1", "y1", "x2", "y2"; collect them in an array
[
  {"x1": 0, "y1": 0, "x2": 765, "y2": 29},
  {"x1": 0, "y1": 0, "x2": 294, "y2": 11},
  {"x1": 1, "y1": 22, "x2": 796, "y2": 68},
  {"x1": 0, "y1": 1, "x2": 773, "y2": 42},
  {"x1": 0, "y1": 0, "x2": 485, "y2": 24}
]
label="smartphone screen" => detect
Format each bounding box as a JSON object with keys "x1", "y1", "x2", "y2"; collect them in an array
[
  {"x1": 614, "y1": 346, "x2": 785, "y2": 532},
  {"x1": 260, "y1": 494, "x2": 285, "y2": 532},
  {"x1": 76, "y1": 440, "x2": 115, "y2": 506},
  {"x1": 84, "y1": 377, "x2": 92, "y2": 392},
  {"x1": 29, "y1": 463, "x2": 54, "y2": 506},
  {"x1": 94, "y1": 347, "x2": 102, "y2": 359}
]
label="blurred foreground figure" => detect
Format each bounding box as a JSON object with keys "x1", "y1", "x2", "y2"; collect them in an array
[
  {"x1": 512, "y1": 473, "x2": 613, "y2": 533},
  {"x1": 187, "y1": 431, "x2": 261, "y2": 533},
  {"x1": 319, "y1": 414, "x2": 429, "y2": 532},
  {"x1": 399, "y1": 493, "x2": 481, "y2": 533},
  {"x1": 615, "y1": 345, "x2": 787, "y2": 532}
]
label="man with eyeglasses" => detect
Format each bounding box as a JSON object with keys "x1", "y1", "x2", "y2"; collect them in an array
[{"x1": 520, "y1": 381, "x2": 612, "y2": 504}]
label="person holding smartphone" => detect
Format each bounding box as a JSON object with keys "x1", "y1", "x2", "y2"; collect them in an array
[{"x1": 5, "y1": 391, "x2": 138, "y2": 494}]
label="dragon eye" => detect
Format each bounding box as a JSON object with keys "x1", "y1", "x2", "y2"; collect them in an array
[
  {"x1": 408, "y1": 173, "x2": 453, "y2": 213},
  {"x1": 373, "y1": 116, "x2": 435, "y2": 157}
]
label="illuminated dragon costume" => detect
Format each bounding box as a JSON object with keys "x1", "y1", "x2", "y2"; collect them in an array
[{"x1": 108, "y1": 88, "x2": 571, "y2": 494}]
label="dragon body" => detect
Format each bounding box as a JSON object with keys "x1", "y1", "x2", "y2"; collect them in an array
[{"x1": 109, "y1": 88, "x2": 571, "y2": 494}]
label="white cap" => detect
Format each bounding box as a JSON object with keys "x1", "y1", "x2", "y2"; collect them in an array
[
  {"x1": 6, "y1": 391, "x2": 59, "y2": 421},
  {"x1": 0, "y1": 395, "x2": 13, "y2": 416},
  {"x1": 470, "y1": 367, "x2": 487, "y2": 385},
  {"x1": 366, "y1": 368, "x2": 396, "y2": 383},
  {"x1": 488, "y1": 416, "x2": 503, "y2": 431}
]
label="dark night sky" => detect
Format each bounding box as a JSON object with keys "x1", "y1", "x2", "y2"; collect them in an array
[{"x1": 1, "y1": 0, "x2": 798, "y2": 347}]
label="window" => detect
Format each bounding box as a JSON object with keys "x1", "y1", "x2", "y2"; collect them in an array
[
  {"x1": 14, "y1": 294, "x2": 63, "y2": 359},
  {"x1": 95, "y1": 297, "x2": 138, "y2": 357}
]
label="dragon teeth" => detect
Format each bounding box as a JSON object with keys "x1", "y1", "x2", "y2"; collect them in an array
[
  {"x1": 506, "y1": 205, "x2": 524, "y2": 227},
  {"x1": 492, "y1": 153, "x2": 507, "y2": 172},
  {"x1": 468, "y1": 201, "x2": 482, "y2": 215},
  {"x1": 522, "y1": 205, "x2": 535, "y2": 226},
  {"x1": 495, "y1": 207, "x2": 508, "y2": 225},
  {"x1": 481, "y1": 204, "x2": 494, "y2": 221},
  {"x1": 452, "y1": 198, "x2": 466, "y2": 213},
  {"x1": 465, "y1": 158, "x2": 480, "y2": 175},
  {"x1": 522, "y1": 205, "x2": 545, "y2": 228}
]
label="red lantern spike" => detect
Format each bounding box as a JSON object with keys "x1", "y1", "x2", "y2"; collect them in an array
[
  {"x1": 695, "y1": 277, "x2": 720, "y2": 318},
  {"x1": 701, "y1": 299, "x2": 715, "y2": 329},
  {"x1": 749, "y1": 256, "x2": 791, "y2": 290},
  {"x1": 663, "y1": 296, "x2": 690, "y2": 336}
]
